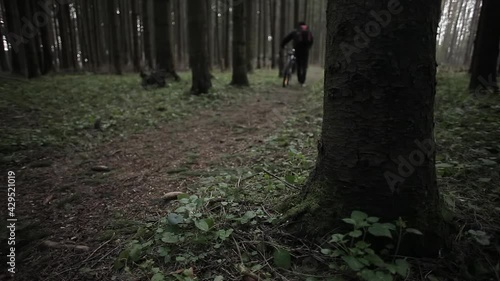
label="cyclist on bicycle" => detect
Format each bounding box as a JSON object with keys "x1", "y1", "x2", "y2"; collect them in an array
[{"x1": 280, "y1": 22, "x2": 314, "y2": 86}]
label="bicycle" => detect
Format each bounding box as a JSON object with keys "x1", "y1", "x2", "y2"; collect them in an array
[{"x1": 282, "y1": 48, "x2": 296, "y2": 87}]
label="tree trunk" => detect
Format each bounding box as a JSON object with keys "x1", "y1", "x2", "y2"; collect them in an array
[
  {"x1": 293, "y1": 0, "x2": 299, "y2": 25},
  {"x1": 131, "y1": 0, "x2": 141, "y2": 71},
  {"x1": 256, "y1": 0, "x2": 262, "y2": 69},
  {"x1": 278, "y1": 0, "x2": 286, "y2": 76},
  {"x1": 154, "y1": 0, "x2": 180, "y2": 80},
  {"x1": 187, "y1": 0, "x2": 212, "y2": 94},
  {"x1": 463, "y1": 0, "x2": 481, "y2": 66},
  {"x1": 0, "y1": 19, "x2": 10, "y2": 71},
  {"x1": 142, "y1": 0, "x2": 154, "y2": 69},
  {"x1": 224, "y1": 0, "x2": 231, "y2": 70},
  {"x1": 469, "y1": 0, "x2": 500, "y2": 93},
  {"x1": 230, "y1": 0, "x2": 249, "y2": 86},
  {"x1": 245, "y1": 0, "x2": 255, "y2": 73},
  {"x1": 17, "y1": 0, "x2": 41, "y2": 78},
  {"x1": 270, "y1": 0, "x2": 277, "y2": 69},
  {"x1": 286, "y1": 0, "x2": 445, "y2": 257},
  {"x1": 109, "y1": 0, "x2": 122, "y2": 74},
  {"x1": 38, "y1": 0, "x2": 54, "y2": 74}
]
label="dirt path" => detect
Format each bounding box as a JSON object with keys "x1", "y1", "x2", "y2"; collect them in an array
[{"x1": 15, "y1": 67, "x2": 323, "y2": 280}]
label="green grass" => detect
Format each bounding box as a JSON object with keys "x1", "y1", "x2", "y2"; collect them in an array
[{"x1": 0, "y1": 69, "x2": 279, "y2": 160}]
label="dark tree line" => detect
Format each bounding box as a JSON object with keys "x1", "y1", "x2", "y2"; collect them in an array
[
  {"x1": 0, "y1": 0, "x2": 328, "y2": 88},
  {"x1": 438, "y1": 0, "x2": 500, "y2": 92}
]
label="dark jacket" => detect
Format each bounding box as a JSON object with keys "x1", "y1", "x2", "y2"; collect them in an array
[{"x1": 280, "y1": 26, "x2": 314, "y2": 53}]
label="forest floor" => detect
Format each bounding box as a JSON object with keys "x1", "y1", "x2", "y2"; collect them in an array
[{"x1": 1, "y1": 68, "x2": 499, "y2": 281}]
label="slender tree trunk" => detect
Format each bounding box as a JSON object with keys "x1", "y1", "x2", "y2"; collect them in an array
[
  {"x1": 142, "y1": 0, "x2": 154, "y2": 68},
  {"x1": 287, "y1": 0, "x2": 445, "y2": 257},
  {"x1": 109, "y1": 0, "x2": 122, "y2": 74},
  {"x1": 278, "y1": 0, "x2": 286, "y2": 76},
  {"x1": 245, "y1": 0, "x2": 255, "y2": 73},
  {"x1": 256, "y1": 0, "x2": 262, "y2": 69},
  {"x1": 270, "y1": 0, "x2": 277, "y2": 69},
  {"x1": 0, "y1": 17, "x2": 10, "y2": 71},
  {"x1": 39, "y1": 1, "x2": 54, "y2": 74},
  {"x1": 4, "y1": 0, "x2": 27, "y2": 76},
  {"x1": 206, "y1": 0, "x2": 213, "y2": 70},
  {"x1": 293, "y1": 0, "x2": 299, "y2": 25},
  {"x1": 17, "y1": 0, "x2": 41, "y2": 77},
  {"x1": 263, "y1": 0, "x2": 268, "y2": 68},
  {"x1": 187, "y1": 0, "x2": 212, "y2": 94},
  {"x1": 154, "y1": 0, "x2": 180, "y2": 80},
  {"x1": 224, "y1": 0, "x2": 231, "y2": 70},
  {"x1": 469, "y1": 0, "x2": 500, "y2": 93},
  {"x1": 446, "y1": 0, "x2": 466, "y2": 64},
  {"x1": 231, "y1": 0, "x2": 249, "y2": 86},
  {"x1": 131, "y1": 0, "x2": 141, "y2": 71}
]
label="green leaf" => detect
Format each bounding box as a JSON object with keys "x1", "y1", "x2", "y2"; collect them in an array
[
  {"x1": 349, "y1": 230, "x2": 363, "y2": 238},
  {"x1": 368, "y1": 223, "x2": 393, "y2": 238},
  {"x1": 161, "y1": 232, "x2": 179, "y2": 243},
  {"x1": 480, "y1": 158, "x2": 497, "y2": 166},
  {"x1": 341, "y1": 255, "x2": 365, "y2": 271},
  {"x1": 342, "y1": 218, "x2": 356, "y2": 225},
  {"x1": 330, "y1": 233, "x2": 345, "y2": 243},
  {"x1": 167, "y1": 213, "x2": 184, "y2": 225},
  {"x1": 158, "y1": 246, "x2": 169, "y2": 257},
  {"x1": 365, "y1": 254, "x2": 385, "y2": 267},
  {"x1": 351, "y1": 211, "x2": 368, "y2": 222},
  {"x1": 395, "y1": 259, "x2": 410, "y2": 277},
  {"x1": 273, "y1": 248, "x2": 292, "y2": 269},
  {"x1": 367, "y1": 217, "x2": 380, "y2": 223},
  {"x1": 359, "y1": 269, "x2": 393, "y2": 281},
  {"x1": 129, "y1": 244, "x2": 143, "y2": 261},
  {"x1": 195, "y1": 219, "x2": 210, "y2": 232},
  {"x1": 151, "y1": 272, "x2": 165, "y2": 281},
  {"x1": 285, "y1": 174, "x2": 296, "y2": 184},
  {"x1": 213, "y1": 276, "x2": 224, "y2": 281},
  {"x1": 478, "y1": 178, "x2": 491, "y2": 183},
  {"x1": 405, "y1": 228, "x2": 423, "y2": 235},
  {"x1": 355, "y1": 241, "x2": 370, "y2": 249},
  {"x1": 321, "y1": 248, "x2": 332, "y2": 255}
]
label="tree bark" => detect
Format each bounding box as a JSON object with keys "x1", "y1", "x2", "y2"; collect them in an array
[
  {"x1": 278, "y1": 0, "x2": 286, "y2": 76},
  {"x1": 131, "y1": 0, "x2": 141, "y2": 71},
  {"x1": 270, "y1": 0, "x2": 277, "y2": 69},
  {"x1": 256, "y1": 0, "x2": 262, "y2": 69},
  {"x1": 17, "y1": 0, "x2": 41, "y2": 77},
  {"x1": 109, "y1": 0, "x2": 122, "y2": 74},
  {"x1": 142, "y1": 0, "x2": 154, "y2": 68},
  {"x1": 245, "y1": 0, "x2": 255, "y2": 73},
  {"x1": 286, "y1": 0, "x2": 445, "y2": 257},
  {"x1": 469, "y1": 0, "x2": 500, "y2": 93},
  {"x1": 187, "y1": 0, "x2": 212, "y2": 94},
  {"x1": 154, "y1": 0, "x2": 180, "y2": 80},
  {"x1": 0, "y1": 17, "x2": 10, "y2": 71},
  {"x1": 223, "y1": 0, "x2": 231, "y2": 70},
  {"x1": 230, "y1": 0, "x2": 249, "y2": 86}
]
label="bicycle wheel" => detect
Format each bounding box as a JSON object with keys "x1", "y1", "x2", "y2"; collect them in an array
[{"x1": 282, "y1": 62, "x2": 293, "y2": 87}]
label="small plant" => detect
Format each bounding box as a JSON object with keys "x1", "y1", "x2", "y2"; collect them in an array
[{"x1": 321, "y1": 211, "x2": 423, "y2": 281}]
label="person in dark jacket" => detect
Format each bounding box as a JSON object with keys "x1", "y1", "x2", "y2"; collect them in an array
[{"x1": 281, "y1": 22, "x2": 314, "y2": 86}]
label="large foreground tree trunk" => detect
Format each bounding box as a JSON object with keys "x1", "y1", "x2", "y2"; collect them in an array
[
  {"x1": 154, "y1": 0, "x2": 180, "y2": 80},
  {"x1": 286, "y1": 0, "x2": 445, "y2": 257},
  {"x1": 230, "y1": 0, "x2": 249, "y2": 86},
  {"x1": 469, "y1": 0, "x2": 500, "y2": 93},
  {"x1": 187, "y1": 0, "x2": 212, "y2": 94}
]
